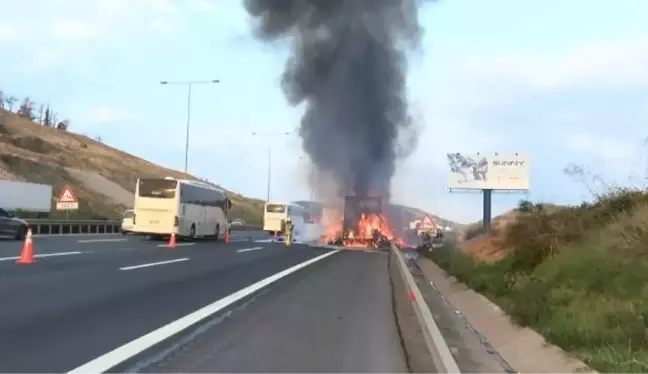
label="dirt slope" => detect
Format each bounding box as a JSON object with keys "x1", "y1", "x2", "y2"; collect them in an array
[
  {"x1": 0, "y1": 109, "x2": 264, "y2": 223},
  {"x1": 461, "y1": 204, "x2": 566, "y2": 261}
]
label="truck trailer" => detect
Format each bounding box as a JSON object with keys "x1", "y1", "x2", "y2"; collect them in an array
[{"x1": 0, "y1": 180, "x2": 53, "y2": 213}]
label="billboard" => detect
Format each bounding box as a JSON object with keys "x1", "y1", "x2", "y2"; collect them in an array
[{"x1": 447, "y1": 153, "x2": 529, "y2": 190}]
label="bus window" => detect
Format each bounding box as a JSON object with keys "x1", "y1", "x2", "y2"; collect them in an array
[
  {"x1": 138, "y1": 179, "x2": 177, "y2": 198},
  {"x1": 266, "y1": 204, "x2": 286, "y2": 213}
]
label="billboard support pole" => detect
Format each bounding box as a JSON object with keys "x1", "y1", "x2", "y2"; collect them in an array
[{"x1": 482, "y1": 189, "x2": 492, "y2": 232}]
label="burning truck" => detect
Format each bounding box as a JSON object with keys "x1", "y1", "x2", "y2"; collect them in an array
[{"x1": 321, "y1": 195, "x2": 406, "y2": 250}]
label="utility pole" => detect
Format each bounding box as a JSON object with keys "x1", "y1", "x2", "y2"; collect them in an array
[
  {"x1": 252, "y1": 131, "x2": 291, "y2": 201},
  {"x1": 160, "y1": 79, "x2": 219, "y2": 173}
]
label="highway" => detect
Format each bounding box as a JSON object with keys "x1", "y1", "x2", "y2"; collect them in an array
[{"x1": 0, "y1": 233, "x2": 410, "y2": 373}]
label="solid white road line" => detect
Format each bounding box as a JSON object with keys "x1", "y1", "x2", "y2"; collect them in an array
[
  {"x1": 77, "y1": 238, "x2": 128, "y2": 243},
  {"x1": 68, "y1": 249, "x2": 341, "y2": 373},
  {"x1": 0, "y1": 251, "x2": 83, "y2": 262},
  {"x1": 119, "y1": 258, "x2": 190, "y2": 271},
  {"x1": 236, "y1": 246, "x2": 263, "y2": 253},
  {"x1": 156, "y1": 243, "x2": 196, "y2": 248}
]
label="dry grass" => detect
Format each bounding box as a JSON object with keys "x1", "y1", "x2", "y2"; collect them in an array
[
  {"x1": 460, "y1": 204, "x2": 568, "y2": 261},
  {"x1": 0, "y1": 109, "x2": 264, "y2": 223}
]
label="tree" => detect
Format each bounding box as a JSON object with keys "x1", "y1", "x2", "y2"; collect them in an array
[
  {"x1": 56, "y1": 119, "x2": 70, "y2": 131},
  {"x1": 37, "y1": 103, "x2": 45, "y2": 124},
  {"x1": 0, "y1": 90, "x2": 4, "y2": 109},
  {"x1": 517, "y1": 199, "x2": 534, "y2": 213},
  {"x1": 16, "y1": 97, "x2": 35, "y2": 120},
  {"x1": 5, "y1": 96, "x2": 17, "y2": 111},
  {"x1": 43, "y1": 106, "x2": 52, "y2": 127}
]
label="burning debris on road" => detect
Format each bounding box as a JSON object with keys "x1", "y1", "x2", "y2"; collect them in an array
[{"x1": 321, "y1": 195, "x2": 406, "y2": 250}]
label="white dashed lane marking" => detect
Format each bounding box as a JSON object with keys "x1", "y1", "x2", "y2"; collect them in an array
[
  {"x1": 0, "y1": 251, "x2": 82, "y2": 262},
  {"x1": 236, "y1": 247, "x2": 263, "y2": 253},
  {"x1": 119, "y1": 258, "x2": 190, "y2": 271}
]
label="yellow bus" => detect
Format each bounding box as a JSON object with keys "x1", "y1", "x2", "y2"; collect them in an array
[
  {"x1": 263, "y1": 202, "x2": 308, "y2": 238},
  {"x1": 131, "y1": 177, "x2": 231, "y2": 240}
]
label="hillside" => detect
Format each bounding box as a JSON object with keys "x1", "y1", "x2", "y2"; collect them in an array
[
  {"x1": 0, "y1": 109, "x2": 264, "y2": 224},
  {"x1": 459, "y1": 203, "x2": 567, "y2": 261},
  {"x1": 392, "y1": 204, "x2": 465, "y2": 230},
  {"x1": 427, "y1": 190, "x2": 648, "y2": 372}
]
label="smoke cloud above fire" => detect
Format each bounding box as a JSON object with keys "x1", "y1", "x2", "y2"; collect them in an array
[{"x1": 243, "y1": 0, "x2": 425, "y2": 200}]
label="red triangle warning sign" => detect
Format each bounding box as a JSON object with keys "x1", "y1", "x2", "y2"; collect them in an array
[
  {"x1": 420, "y1": 214, "x2": 435, "y2": 229},
  {"x1": 58, "y1": 186, "x2": 78, "y2": 203}
]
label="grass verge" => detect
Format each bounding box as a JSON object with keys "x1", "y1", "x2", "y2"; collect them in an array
[{"x1": 425, "y1": 189, "x2": 648, "y2": 373}]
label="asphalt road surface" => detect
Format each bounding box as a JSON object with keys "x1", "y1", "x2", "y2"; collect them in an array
[{"x1": 0, "y1": 233, "x2": 408, "y2": 373}]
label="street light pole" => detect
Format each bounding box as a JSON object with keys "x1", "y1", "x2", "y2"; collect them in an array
[
  {"x1": 252, "y1": 131, "x2": 290, "y2": 201},
  {"x1": 267, "y1": 140, "x2": 271, "y2": 202},
  {"x1": 160, "y1": 79, "x2": 219, "y2": 173}
]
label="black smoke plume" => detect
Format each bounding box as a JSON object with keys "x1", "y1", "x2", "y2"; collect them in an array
[{"x1": 243, "y1": 0, "x2": 424, "y2": 199}]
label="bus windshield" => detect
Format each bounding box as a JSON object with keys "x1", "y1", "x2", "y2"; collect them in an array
[
  {"x1": 266, "y1": 204, "x2": 286, "y2": 213},
  {"x1": 138, "y1": 179, "x2": 177, "y2": 199}
]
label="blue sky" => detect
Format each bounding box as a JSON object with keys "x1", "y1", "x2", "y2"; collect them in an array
[{"x1": 1, "y1": 0, "x2": 648, "y2": 223}]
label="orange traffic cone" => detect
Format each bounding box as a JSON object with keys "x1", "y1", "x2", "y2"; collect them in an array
[
  {"x1": 225, "y1": 231, "x2": 230, "y2": 244},
  {"x1": 17, "y1": 228, "x2": 35, "y2": 264},
  {"x1": 168, "y1": 232, "x2": 176, "y2": 248}
]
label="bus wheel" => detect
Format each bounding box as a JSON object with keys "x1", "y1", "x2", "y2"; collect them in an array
[
  {"x1": 189, "y1": 224, "x2": 196, "y2": 240},
  {"x1": 214, "y1": 224, "x2": 220, "y2": 241}
]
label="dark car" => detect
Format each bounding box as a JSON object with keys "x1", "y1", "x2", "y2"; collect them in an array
[{"x1": 0, "y1": 208, "x2": 29, "y2": 240}]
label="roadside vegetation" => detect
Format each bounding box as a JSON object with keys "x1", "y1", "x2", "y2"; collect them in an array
[{"x1": 426, "y1": 187, "x2": 648, "y2": 372}]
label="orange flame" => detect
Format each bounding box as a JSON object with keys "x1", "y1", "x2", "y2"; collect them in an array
[{"x1": 321, "y1": 212, "x2": 407, "y2": 248}]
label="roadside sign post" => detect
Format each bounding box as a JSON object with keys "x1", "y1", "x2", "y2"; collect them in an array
[
  {"x1": 419, "y1": 214, "x2": 435, "y2": 234},
  {"x1": 56, "y1": 185, "x2": 79, "y2": 219}
]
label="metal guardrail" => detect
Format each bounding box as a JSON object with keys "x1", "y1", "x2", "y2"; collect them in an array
[
  {"x1": 25, "y1": 219, "x2": 122, "y2": 235},
  {"x1": 390, "y1": 242, "x2": 461, "y2": 373},
  {"x1": 228, "y1": 224, "x2": 263, "y2": 232},
  {"x1": 24, "y1": 219, "x2": 262, "y2": 236}
]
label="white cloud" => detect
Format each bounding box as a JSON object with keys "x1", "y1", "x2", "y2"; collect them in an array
[
  {"x1": 0, "y1": 0, "x2": 185, "y2": 69},
  {"x1": 30, "y1": 48, "x2": 63, "y2": 68},
  {"x1": 0, "y1": 21, "x2": 30, "y2": 44},
  {"x1": 79, "y1": 106, "x2": 139, "y2": 123},
  {"x1": 563, "y1": 132, "x2": 635, "y2": 161},
  {"x1": 1, "y1": 1, "x2": 254, "y2": 72},
  {"x1": 149, "y1": 19, "x2": 176, "y2": 35},
  {"x1": 188, "y1": 0, "x2": 217, "y2": 12},
  {"x1": 51, "y1": 21, "x2": 97, "y2": 41},
  {"x1": 457, "y1": 39, "x2": 648, "y2": 90}
]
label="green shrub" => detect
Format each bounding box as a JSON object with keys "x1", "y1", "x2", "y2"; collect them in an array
[{"x1": 427, "y1": 189, "x2": 648, "y2": 372}]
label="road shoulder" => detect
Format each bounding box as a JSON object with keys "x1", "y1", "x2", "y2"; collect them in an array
[{"x1": 418, "y1": 257, "x2": 597, "y2": 373}]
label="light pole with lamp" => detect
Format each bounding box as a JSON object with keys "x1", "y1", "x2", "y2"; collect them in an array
[
  {"x1": 160, "y1": 79, "x2": 219, "y2": 173},
  {"x1": 252, "y1": 131, "x2": 290, "y2": 201}
]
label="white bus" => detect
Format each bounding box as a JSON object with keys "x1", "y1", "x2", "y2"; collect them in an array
[
  {"x1": 131, "y1": 177, "x2": 232, "y2": 240},
  {"x1": 263, "y1": 202, "x2": 309, "y2": 238}
]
